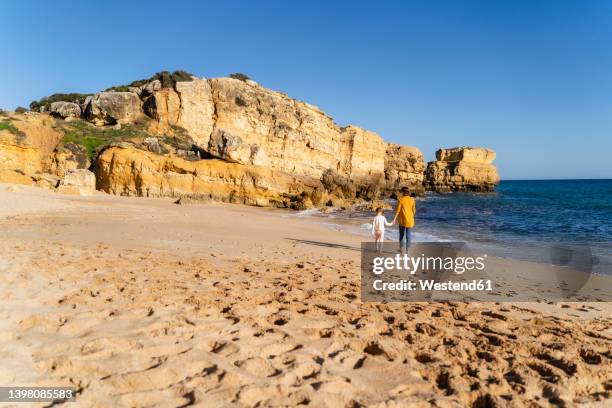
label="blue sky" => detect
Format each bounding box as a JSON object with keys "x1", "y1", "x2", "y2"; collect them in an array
[{"x1": 1, "y1": 1, "x2": 611, "y2": 179}]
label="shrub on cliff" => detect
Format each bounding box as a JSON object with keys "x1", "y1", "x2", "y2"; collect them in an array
[
  {"x1": 157, "y1": 70, "x2": 194, "y2": 88},
  {"x1": 105, "y1": 70, "x2": 195, "y2": 92},
  {"x1": 29, "y1": 93, "x2": 91, "y2": 113},
  {"x1": 59, "y1": 119, "x2": 154, "y2": 161},
  {"x1": 14, "y1": 106, "x2": 27, "y2": 113},
  {"x1": 229, "y1": 72, "x2": 251, "y2": 82},
  {"x1": 234, "y1": 97, "x2": 247, "y2": 107}
]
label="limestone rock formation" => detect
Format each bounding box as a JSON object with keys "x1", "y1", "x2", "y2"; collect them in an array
[
  {"x1": 2, "y1": 72, "x2": 501, "y2": 208},
  {"x1": 19, "y1": 73, "x2": 429, "y2": 200},
  {"x1": 208, "y1": 78, "x2": 387, "y2": 182},
  {"x1": 85, "y1": 92, "x2": 142, "y2": 126},
  {"x1": 341, "y1": 125, "x2": 386, "y2": 184},
  {"x1": 0, "y1": 112, "x2": 94, "y2": 191},
  {"x1": 50, "y1": 102, "x2": 81, "y2": 119},
  {"x1": 80, "y1": 96, "x2": 93, "y2": 113},
  {"x1": 0, "y1": 134, "x2": 45, "y2": 177},
  {"x1": 425, "y1": 147, "x2": 499, "y2": 192},
  {"x1": 0, "y1": 113, "x2": 64, "y2": 186},
  {"x1": 144, "y1": 77, "x2": 386, "y2": 184},
  {"x1": 50, "y1": 143, "x2": 90, "y2": 178},
  {"x1": 142, "y1": 79, "x2": 162, "y2": 95},
  {"x1": 436, "y1": 147, "x2": 496, "y2": 164},
  {"x1": 95, "y1": 144, "x2": 324, "y2": 207},
  {"x1": 143, "y1": 78, "x2": 214, "y2": 146},
  {"x1": 384, "y1": 144, "x2": 425, "y2": 194},
  {"x1": 56, "y1": 169, "x2": 96, "y2": 196}
]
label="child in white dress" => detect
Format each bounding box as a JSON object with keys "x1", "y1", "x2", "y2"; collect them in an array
[{"x1": 371, "y1": 207, "x2": 393, "y2": 253}]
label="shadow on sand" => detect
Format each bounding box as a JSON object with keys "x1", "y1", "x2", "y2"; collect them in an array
[{"x1": 284, "y1": 238, "x2": 361, "y2": 252}]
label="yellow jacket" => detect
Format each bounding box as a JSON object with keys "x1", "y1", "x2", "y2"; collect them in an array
[{"x1": 395, "y1": 196, "x2": 416, "y2": 228}]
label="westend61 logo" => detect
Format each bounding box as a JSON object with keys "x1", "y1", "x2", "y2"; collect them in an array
[{"x1": 360, "y1": 242, "x2": 611, "y2": 302}]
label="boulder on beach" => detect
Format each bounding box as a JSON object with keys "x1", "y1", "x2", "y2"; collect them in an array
[{"x1": 56, "y1": 169, "x2": 96, "y2": 196}]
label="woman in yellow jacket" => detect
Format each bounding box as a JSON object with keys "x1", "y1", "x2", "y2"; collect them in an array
[{"x1": 392, "y1": 187, "x2": 416, "y2": 252}]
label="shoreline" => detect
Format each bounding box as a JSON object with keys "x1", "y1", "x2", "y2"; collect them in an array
[{"x1": 292, "y1": 198, "x2": 612, "y2": 276}]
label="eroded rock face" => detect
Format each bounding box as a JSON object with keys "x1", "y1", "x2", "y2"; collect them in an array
[
  {"x1": 9, "y1": 73, "x2": 502, "y2": 206},
  {"x1": 209, "y1": 78, "x2": 341, "y2": 177},
  {"x1": 384, "y1": 143, "x2": 425, "y2": 194},
  {"x1": 342, "y1": 125, "x2": 386, "y2": 184},
  {"x1": 95, "y1": 144, "x2": 323, "y2": 207},
  {"x1": 142, "y1": 79, "x2": 162, "y2": 95},
  {"x1": 425, "y1": 147, "x2": 499, "y2": 192},
  {"x1": 0, "y1": 113, "x2": 65, "y2": 186},
  {"x1": 206, "y1": 127, "x2": 266, "y2": 165},
  {"x1": 0, "y1": 135, "x2": 45, "y2": 177},
  {"x1": 144, "y1": 78, "x2": 215, "y2": 147},
  {"x1": 175, "y1": 79, "x2": 215, "y2": 145},
  {"x1": 0, "y1": 113, "x2": 94, "y2": 190},
  {"x1": 436, "y1": 147, "x2": 496, "y2": 164},
  {"x1": 50, "y1": 102, "x2": 81, "y2": 119},
  {"x1": 85, "y1": 92, "x2": 142, "y2": 126},
  {"x1": 142, "y1": 77, "x2": 387, "y2": 186},
  {"x1": 208, "y1": 78, "x2": 387, "y2": 183},
  {"x1": 50, "y1": 143, "x2": 90, "y2": 178}
]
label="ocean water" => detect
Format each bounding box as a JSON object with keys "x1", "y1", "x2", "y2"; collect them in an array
[{"x1": 296, "y1": 180, "x2": 612, "y2": 273}]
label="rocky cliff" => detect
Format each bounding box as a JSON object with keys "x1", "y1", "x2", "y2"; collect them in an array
[
  {"x1": 384, "y1": 144, "x2": 426, "y2": 195},
  {"x1": 0, "y1": 112, "x2": 65, "y2": 188},
  {"x1": 142, "y1": 76, "x2": 388, "y2": 184},
  {"x1": 95, "y1": 144, "x2": 316, "y2": 207},
  {"x1": 1, "y1": 70, "x2": 499, "y2": 206},
  {"x1": 425, "y1": 147, "x2": 500, "y2": 192},
  {"x1": 0, "y1": 111, "x2": 101, "y2": 193}
]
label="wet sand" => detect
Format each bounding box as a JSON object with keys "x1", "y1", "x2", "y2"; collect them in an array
[{"x1": 0, "y1": 183, "x2": 610, "y2": 407}]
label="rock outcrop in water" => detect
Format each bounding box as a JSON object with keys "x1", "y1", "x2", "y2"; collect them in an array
[
  {"x1": 425, "y1": 147, "x2": 500, "y2": 192},
  {"x1": 0, "y1": 71, "x2": 500, "y2": 206}
]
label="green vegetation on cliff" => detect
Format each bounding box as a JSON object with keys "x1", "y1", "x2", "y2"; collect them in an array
[
  {"x1": 58, "y1": 119, "x2": 195, "y2": 161},
  {"x1": 60, "y1": 119, "x2": 151, "y2": 160},
  {"x1": 229, "y1": 72, "x2": 252, "y2": 82},
  {"x1": 105, "y1": 70, "x2": 195, "y2": 92},
  {"x1": 28, "y1": 70, "x2": 195, "y2": 113},
  {"x1": 29, "y1": 93, "x2": 91, "y2": 113},
  {"x1": 0, "y1": 120, "x2": 26, "y2": 140}
]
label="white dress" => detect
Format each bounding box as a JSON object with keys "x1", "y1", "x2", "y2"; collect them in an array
[{"x1": 371, "y1": 215, "x2": 392, "y2": 240}]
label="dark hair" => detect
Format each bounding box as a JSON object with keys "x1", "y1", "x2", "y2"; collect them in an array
[
  {"x1": 401, "y1": 187, "x2": 410, "y2": 195},
  {"x1": 375, "y1": 207, "x2": 383, "y2": 214}
]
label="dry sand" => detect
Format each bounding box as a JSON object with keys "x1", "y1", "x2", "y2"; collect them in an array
[{"x1": 0, "y1": 183, "x2": 610, "y2": 407}]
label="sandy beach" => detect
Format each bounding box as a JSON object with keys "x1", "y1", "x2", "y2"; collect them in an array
[{"x1": 0, "y1": 183, "x2": 610, "y2": 407}]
